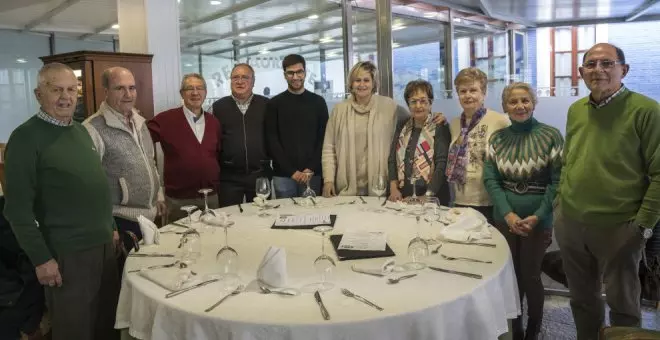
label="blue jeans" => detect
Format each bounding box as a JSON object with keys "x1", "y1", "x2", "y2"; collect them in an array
[{"x1": 273, "y1": 176, "x2": 322, "y2": 198}]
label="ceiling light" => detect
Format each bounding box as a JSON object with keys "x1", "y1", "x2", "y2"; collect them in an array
[
  {"x1": 16, "y1": 58, "x2": 27, "y2": 64},
  {"x1": 274, "y1": 26, "x2": 284, "y2": 29},
  {"x1": 111, "y1": 24, "x2": 119, "y2": 29},
  {"x1": 210, "y1": 0, "x2": 222, "y2": 5},
  {"x1": 319, "y1": 37, "x2": 334, "y2": 43},
  {"x1": 392, "y1": 24, "x2": 406, "y2": 31},
  {"x1": 308, "y1": 14, "x2": 319, "y2": 19},
  {"x1": 239, "y1": 32, "x2": 247, "y2": 37},
  {"x1": 453, "y1": 17, "x2": 462, "y2": 23},
  {"x1": 423, "y1": 12, "x2": 437, "y2": 18},
  {"x1": 184, "y1": 63, "x2": 193, "y2": 67},
  {"x1": 259, "y1": 49, "x2": 269, "y2": 54},
  {"x1": 392, "y1": 43, "x2": 400, "y2": 48}
]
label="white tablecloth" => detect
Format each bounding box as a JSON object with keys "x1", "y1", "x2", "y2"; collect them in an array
[{"x1": 116, "y1": 197, "x2": 520, "y2": 340}]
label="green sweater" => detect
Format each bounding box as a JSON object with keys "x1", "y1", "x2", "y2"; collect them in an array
[
  {"x1": 3, "y1": 116, "x2": 115, "y2": 266},
  {"x1": 560, "y1": 88, "x2": 660, "y2": 228},
  {"x1": 483, "y1": 117, "x2": 564, "y2": 230}
]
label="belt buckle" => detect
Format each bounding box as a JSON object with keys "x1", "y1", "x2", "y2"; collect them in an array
[{"x1": 514, "y1": 182, "x2": 528, "y2": 194}]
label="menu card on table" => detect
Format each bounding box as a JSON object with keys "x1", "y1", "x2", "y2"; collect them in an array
[
  {"x1": 271, "y1": 214, "x2": 337, "y2": 229},
  {"x1": 337, "y1": 231, "x2": 387, "y2": 251}
]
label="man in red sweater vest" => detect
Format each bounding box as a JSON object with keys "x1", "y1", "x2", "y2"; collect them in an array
[{"x1": 147, "y1": 74, "x2": 222, "y2": 222}]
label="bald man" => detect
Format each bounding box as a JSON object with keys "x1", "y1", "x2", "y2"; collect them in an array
[
  {"x1": 84, "y1": 67, "x2": 165, "y2": 269},
  {"x1": 556, "y1": 43, "x2": 660, "y2": 339},
  {"x1": 3, "y1": 63, "x2": 120, "y2": 340}
]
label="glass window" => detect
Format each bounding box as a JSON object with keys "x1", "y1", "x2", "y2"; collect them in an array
[
  {"x1": 577, "y1": 26, "x2": 595, "y2": 50},
  {"x1": 554, "y1": 27, "x2": 572, "y2": 52}
]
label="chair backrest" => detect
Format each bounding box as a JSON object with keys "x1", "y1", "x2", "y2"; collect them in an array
[{"x1": 0, "y1": 163, "x2": 4, "y2": 195}]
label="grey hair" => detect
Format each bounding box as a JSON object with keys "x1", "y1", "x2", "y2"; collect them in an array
[
  {"x1": 501, "y1": 82, "x2": 538, "y2": 111},
  {"x1": 180, "y1": 73, "x2": 207, "y2": 91},
  {"x1": 101, "y1": 66, "x2": 133, "y2": 89},
  {"x1": 37, "y1": 62, "x2": 74, "y2": 87}
]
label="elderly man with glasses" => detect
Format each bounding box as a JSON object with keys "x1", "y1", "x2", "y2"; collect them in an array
[
  {"x1": 555, "y1": 43, "x2": 660, "y2": 339},
  {"x1": 212, "y1": 64, "x2": 271, "y2": 206},
  {"x1": 147, "y1": 73, "x2": 222, "y2": 222}
]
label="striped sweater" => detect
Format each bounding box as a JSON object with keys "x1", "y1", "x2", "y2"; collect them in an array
[{"x1": 483, "y1": 117, "x2": 564, "y2": 229}]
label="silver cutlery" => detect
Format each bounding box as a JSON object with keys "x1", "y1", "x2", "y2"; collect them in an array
[
  {"x1": 272, "y1": 204, "x2": 281, "y2": 209},
  {"x1": 385, "y1": 207, "x2": 402, "y2": 212},
  {"x1": 128, "y1": 253, "x2": 175, "y2": 258},
  {"x1": 387, "y1": 273, "x2": 417, "y2": 284},
  {"x1": 381, "y1": 198, "x2": 387, "y2": 206},
  {"x1": 427, "y1": 266, "x2": 483, "y2": 279},
  {"x1": 258, "y1": 284, "x2": 297, "y2": 296},
  {"x1": 204, "y1": 285, "x2": 244, "y2": 312},
  {"x1": 314, "y1": 291, "x2": 331, "y2": 320},
  {"x1": 444, "y1": 240, "x2": 496, "y2": 248},
  {"x1": 351, "y1": 265, "x2": 385, "y2": 277},
  {"x1": 290, "y1": 197, "x2": 299, "y2": 205},
  {"x1": 128, "y1": 261, "x2": 180, "y2": 273},
  {"x1": 431, "y1": 244, "x2": 443, "y2": 254},
  {"x1": 238, "y1": 204, "x2": 244, "y2": 213},
  {"x1": 359, "y1": 196, "x2": 367, "y2": 204},
  {"x1": 170, "y1": 222, "x2": 191, "y2": 229},
  {"x1": 341, "y1": 288, "x2": 383, "y2": 311},
  {"x1": 441, "y1": 254, "x2": 493, "y2": 264},
  {"x1": 165, "y1": 278, "x2": 220, "y2": 298},
  {"x1": 336, "y1": 200, "x2": 356, "y2": 205},
  {"x1": 310, "y1": 197, "x2": 317, "y2": 206}
]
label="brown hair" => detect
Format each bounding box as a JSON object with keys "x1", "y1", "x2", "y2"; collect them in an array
[
  {"x1": 454, "y1": 67, "x2": 488, "y2": 94},
  {"x1": 501, "y1": 82, "x2": 538, "y2": 112},
  {"x1": 282, "y1": 54, "x2": 306, "y2": 71},
  {"x1": 403, "y1": 80, "x2": 434, "y2": 105},
  {"x1": 348, "y1": 61, "x2": 379, "y2": 94}
]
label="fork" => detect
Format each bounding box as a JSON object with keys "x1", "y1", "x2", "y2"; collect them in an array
[
  {"x1": 204, "y1": 285, "x2": 244, "y2": 312},
  {"x1": 441, "y1": 254, "x2": 493, "y2": 264}
]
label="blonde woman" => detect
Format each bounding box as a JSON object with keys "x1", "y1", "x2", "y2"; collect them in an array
[
  {"x1": 446, "y1": 67, "x2": 509, "y2": 223},
  {"x1": 322, "y1": 61, "x2": 408, "y2": 197}
]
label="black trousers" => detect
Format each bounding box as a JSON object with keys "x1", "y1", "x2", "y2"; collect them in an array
[
  {"x1": 218, "y1": 170, "x2": 268, "y2": 207},
  {"x1": 46, "y1": 242, "x2": 119, "y2": 340},
  {"x1": 0, "y1": 277, "x2": 44, "y2": 340}
]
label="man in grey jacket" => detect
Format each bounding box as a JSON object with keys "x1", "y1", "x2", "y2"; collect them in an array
[{"x1": 84, "y1": 67, "x2": 165, "y2": 266}]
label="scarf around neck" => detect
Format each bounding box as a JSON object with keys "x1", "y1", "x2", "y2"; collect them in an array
[
  {"x1": 351, "y1": 95, "x2": 375, "y2": 114},
  {"x1": 396, "y1": 115, "x2": 436, "y2": 187},
  {"x1": 446, "y1": 107, "x2": 487, "y2": 185}
]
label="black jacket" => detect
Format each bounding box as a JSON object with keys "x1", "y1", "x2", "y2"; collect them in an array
[{"x1": 212, "y1": 95, "x2": 270, "y2": 176}]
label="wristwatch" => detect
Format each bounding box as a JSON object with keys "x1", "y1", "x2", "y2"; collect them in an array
[{"x1": 640, "y1": 225, "x2": 653, "y2": 239}]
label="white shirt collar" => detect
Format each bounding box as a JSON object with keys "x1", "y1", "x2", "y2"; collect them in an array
[{"x1": 183, "y1": 105, "x2": 205, "y2": 123}]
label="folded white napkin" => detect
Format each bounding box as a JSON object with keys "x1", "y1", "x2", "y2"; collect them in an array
[
  {"x1": 139, "y1": 267, "x2": 201, "y2": 291},
  {"x1": 438, "y1": 208, "x2": 492, "y2": 242},
  {"x1": 137, "y1": 215, "x2": 160, "y2": 245},
  {"x1": 257, "y1": 246, "x2": 288, "y2": 287}
]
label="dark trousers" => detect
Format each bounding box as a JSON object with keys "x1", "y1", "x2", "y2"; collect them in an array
[
  {"x1": 218, "y1": 171, "x2": 267, "y2": 207},
  {"x1": 113, "y1": 217, "x2": 141, "y2": 275},
  {"x1": 46, "y1": 242, "x2": 119, "y2": 340},
  {"x1": 165, "y1": 194, "x2": 219, "y2": 223},
  {"x1": 494, "y1": 222, "x2": 547, "y2": 339},
  {"x1": 554, "y1": 203, "x2": 645, "y2": 340},
  {"x1": 454, "y1": 204, "x2": 495, "y2": 226},
  {"x1": 0, "y1": 277, "x2": 44, "y2": 340}
]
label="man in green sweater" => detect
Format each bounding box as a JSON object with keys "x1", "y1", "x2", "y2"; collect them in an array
[
  {"x1": 3, "y1": 63, "x2": 120, "y2": 340},
  {"x1": 556, "y1": 43, "x2": 660, "y2": 340}
]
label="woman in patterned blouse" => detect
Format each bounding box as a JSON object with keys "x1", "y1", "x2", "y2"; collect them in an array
[{"x1": 483, "y1": 82, "x2": 564, "y2": 340}]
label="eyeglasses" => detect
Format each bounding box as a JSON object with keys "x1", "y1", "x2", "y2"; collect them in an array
[
  {"x1": 285, "y1": 70, "x2": 305, "y2": 77},
  {"x1": 582, "y1": 60, "x2": 623, "y2": 70},
  {"x1": 409, "y1": 98, "x2": 430, "y2": 106},
  {"x1": 231, "y1": 75, "x2": 252, "y2": 82},
  {"x1": 182, "y1": 86, "x2": 206, "y2": 92}
]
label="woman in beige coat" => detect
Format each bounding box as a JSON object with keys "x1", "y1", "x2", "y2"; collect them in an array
[{"x1": 322, "y1": 61, "x2": 408, "y2": 197}]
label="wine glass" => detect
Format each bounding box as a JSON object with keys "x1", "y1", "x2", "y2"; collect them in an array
[
  {"x1": 198, "y1": 188, "x2": 216, "y2": 219},
  {"x1": 301, "y1": 169, "x2": 316, "y2": 198},
  {"x1": 303, "y1": 225, "x2": 335, "y2": 292},
  {"x1": 373, "y1": 174, "x2": 387, "y2": 201},
  {"x1": 180, "y1": 205, "x2": 198, "y2": 225},
  {"x1": 175, "y1": 229, "x2": 201, "y2": 288},
  {"x1": 402, "y1": 196, "x2": 429, "y2": 270},
  {"x1": 255, "y1": 177, "x2": 271, "y2": 217},
  {"x1": 214, "y1": 215, "x2": 239, "y2": 281}
]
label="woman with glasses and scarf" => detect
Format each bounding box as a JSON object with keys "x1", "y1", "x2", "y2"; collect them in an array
[
  {"x1": 446, "y1": 67, "x2": 509, "y2": 223},
  {"x1": 387, "y1": 80, "x2": 451, "y2": 205},
  {"x1": 483, "y1": 82, "x2": 564, "y2": 340}
]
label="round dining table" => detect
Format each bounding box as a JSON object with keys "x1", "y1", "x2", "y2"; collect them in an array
[{"x1": 115, "y1": 196, "x2": 520, "y2": 340}]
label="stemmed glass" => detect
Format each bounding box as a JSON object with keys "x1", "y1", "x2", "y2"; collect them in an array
[
  {"x1": 373, "y1": 174, "x2": 387, "y2": 200},
  {"x1": 175, "y1": 229, "x2": 201, "y2": 288},
  {"x1": 255, "y1": 177, "x2": 271, "y2": 217},
  {"x1": 301, "y1": 170, "x2": 317, "y2": 206},
  {"x1": 180, "y1": 205, "x2": 198, "y2": 225},
  {"x1": 214, "y1": 214, "x2": 239, "y2": 281},
  {"x1": 403, "y1": 195, "x2": 429, "y2": 270},
  {"x1": 303, "y1": 225, "x2": 336, "y2": 292},
  {"x1": 198, "y1": 188, "x2": 216, "y2": 219}
]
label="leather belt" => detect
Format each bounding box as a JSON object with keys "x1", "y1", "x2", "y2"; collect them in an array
[{"x1": 502, "y1": 181, "x2": 547, "y2": 194}]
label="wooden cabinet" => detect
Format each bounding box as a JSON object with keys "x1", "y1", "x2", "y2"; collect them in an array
[{"x1": 40, "y1": 51, "x2": 154, "y2": 120}]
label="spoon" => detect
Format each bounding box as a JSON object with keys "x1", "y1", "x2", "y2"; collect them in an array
[
  {"x1": 259, "y1": 285, "x2": 297, "y2": 296},
  {"x1": 440, "y1": 254, "x2": 493, "y2": 264},
  {"x1": 386, "y1": 273, "x2": 417, "y2": 284}
]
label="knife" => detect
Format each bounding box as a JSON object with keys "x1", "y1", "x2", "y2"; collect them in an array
[
  {"x1": 170, "y1": 222, "x2": 191, "y2": 229},
  {"x1": 310, "y1": 197, "x2": 317, "y2": 206},
  {"x1": 428, "y1": 266, "x2": 482, "y2": 279},
  {"x1": 290, "y1": 197, "x2": 299, "y2": 205},
  {"x1": 444, "y1": 240, "x2": 496, "y2": 248},
  {"x1": 238, "y1": 204, "x2": 243, "y2": 213},
  {"x1": 128, "y1": 253, "x2": 175, "y2": 258},
  {"x1": 165, "y1": 279, "x2": 219, "y2": 298},
  {"x1": 314, "y1": 291, "x2": 331, "y2": 320},
  {"x1": 359, "y1": 196, "x2": 367, "y2": 204}
]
